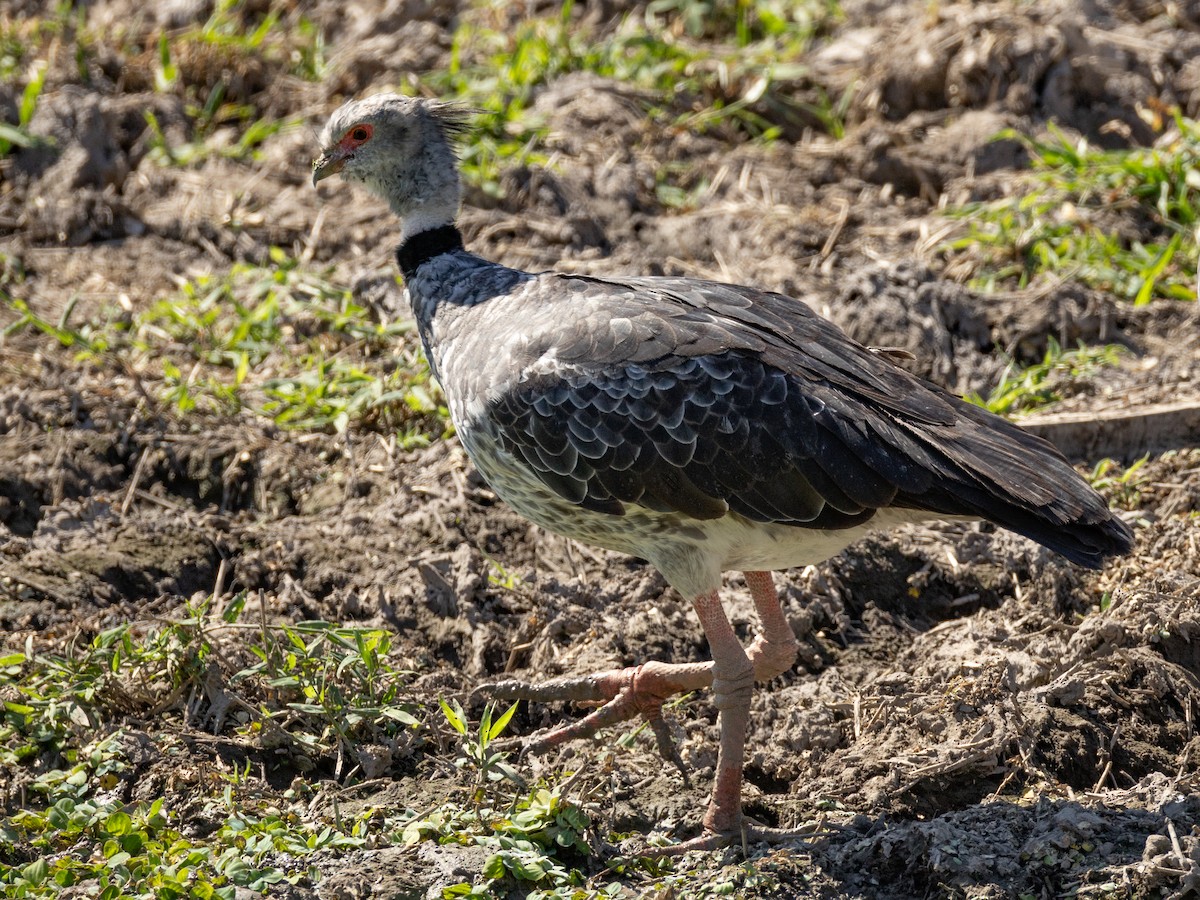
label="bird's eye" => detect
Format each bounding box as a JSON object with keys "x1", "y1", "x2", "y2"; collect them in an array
[{"x1": 351, "y1": 127, "x2": 369, "y2": 142}]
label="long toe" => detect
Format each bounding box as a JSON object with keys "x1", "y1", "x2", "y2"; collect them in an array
[
  {"x1": 473, "y1": 672, "x2": 617, "y2": 706},
  {"x1": 473, "y1": 660, "x2": 714, "y2": 767}
]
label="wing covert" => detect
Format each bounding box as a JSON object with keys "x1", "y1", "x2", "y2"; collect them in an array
[{"x1": 487, "y1": 344, "x2": 903, "y2": 528}]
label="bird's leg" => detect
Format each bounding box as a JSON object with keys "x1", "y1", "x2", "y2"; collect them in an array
[
  {"x1": 476, "y1": 572, "x2": 797, "y2": 779},
  {"x1": 690, "y1": 588, "x2": 756, "y2": 835},
  {"x1": 480, "y1": 577, "x2": 814, "y2": 852},
  {"x1": 647, "y1": 581, "x2": 820, "y2": 855},
  {"x1": 742, "y1": 571, "x2": 800, "y2": 682}
]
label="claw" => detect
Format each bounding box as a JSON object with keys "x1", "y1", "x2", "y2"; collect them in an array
[{"x1": 647, "y1": 715, "x2": 690, "y2": 786}]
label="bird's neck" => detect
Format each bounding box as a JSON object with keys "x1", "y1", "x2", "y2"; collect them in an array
[
  {"x1": 399, "y1": 202, "x2": 458, "y2": 243},
  {"x1": 396, "y1": 223, "x2": 465, "y2": 280},
  {"x1": 394, "y1": 195, "x2": 465, "y2": 279}
]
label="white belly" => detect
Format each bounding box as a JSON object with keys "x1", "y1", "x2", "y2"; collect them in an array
[{"x1": 460, "y1": 429, "x2": 945, "y2": 599}]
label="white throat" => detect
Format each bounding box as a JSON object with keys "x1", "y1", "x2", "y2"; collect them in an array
[{"x1": 400, "y1": 203, "x2": 459, "y2": 242}]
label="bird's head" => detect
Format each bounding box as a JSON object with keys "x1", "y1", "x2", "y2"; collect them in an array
[{"x1": 312, "y1": 93, "x2": 471, "y2": 231}]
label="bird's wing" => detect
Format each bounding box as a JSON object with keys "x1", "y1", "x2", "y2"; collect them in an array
[{"x1": 485, "y1": 273, "x2": 1129, "y2": 564}]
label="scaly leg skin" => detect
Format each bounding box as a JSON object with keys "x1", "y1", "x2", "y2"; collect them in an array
[
  {"x1": 693, "y1": 587, "x2": 754, "y2": 836},
  {"x1": 476, "y1": 658, "x2": 712, "y2": 779},
  {"x1": 476, "y1": 572, "x2": 810, "y2": 852},
  {"x1": 743, "y1": 570, "x2": 801, "y2": 683},
  {"x1": 650, "y1": 584, "x2": 813, "y2": 855}
]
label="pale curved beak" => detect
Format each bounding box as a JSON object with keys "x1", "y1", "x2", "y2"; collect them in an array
[{"x1": 311, "y1": 149, "x2": 348, "y2": 187}]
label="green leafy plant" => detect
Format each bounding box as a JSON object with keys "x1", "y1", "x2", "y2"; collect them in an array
[
  {"x1": 485, "y1": 559, "x2": 522, "y2": 590},
  {"x1": 154, "y1": 33, "x2": 178, "y2": 92},
  {"x1": 0, "y1": 607, "x2": 418, "y2": 898},
  {"x1": 400, "y1": 783, "x2": 593, "y2": 898},
  {"x1": 0, "y1": 620, "x2": 211, "y2": 775},
  {"x1": 2, "y1": 746, "x2": 373, "y2": 898},
  {"x1": 0, "y1": 58, "x2": 47, "y2": 155},
  {"x1": 234, "y1": 620, "x2": 422, "y2": 777},
  {"x1": 967, "y1": 339, "x2": 1125, "y2": 417},
  {"x1": 944, "y1": 115, "x2": 1200, "y2": 304},
  {"x1": 144, "y1": 108, "x2": 298, "y2": 166},
  {"x1": 393, "y1": 701, "x2": 609, "y2": 897},
  {"x1": 0, "y1": 296, "x2": 112, "y2": 357},
  {"x1": 1089, "y1": 455, "x2": 1151, "y2": 509},
  {"x1": 2, "y1": 250, "x2": 448, "y2": 441},
  {"x1": 440, "y1": 698, "x2": 523, "y2": 800}
]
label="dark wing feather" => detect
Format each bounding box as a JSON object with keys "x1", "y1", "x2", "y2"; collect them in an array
[{"x1": 485, "y1": 273, "x2": 1133, "y2": 566}]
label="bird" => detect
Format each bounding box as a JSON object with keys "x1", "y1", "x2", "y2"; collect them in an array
[{"x1": 312, "y1": 93, "x2": 1134, "y2": 851}]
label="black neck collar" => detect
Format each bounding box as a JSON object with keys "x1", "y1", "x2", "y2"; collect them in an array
[{"x1": 395, "y1": 225, "x2": 464, "y2": 279}]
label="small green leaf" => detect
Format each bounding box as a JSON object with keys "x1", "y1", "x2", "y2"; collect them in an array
[
  {"x1": 1134, "y1": 233, "x2": 1181, "y2": 306},
  {"x1": 439, "y1": 697, "x2": 466, "y2": 735},
  {"x1": 512, "y1": 855, "x2": 548, "y2": 881},
  {"x1": 22, "y1": 858, "x2": 49, "y2": 885},
  {"x1": 381, "y1": 706, "x2": 420, "y2": 725},
  {"x1": 482, "y1": 853, "x2": 507, "y2": 879},
  {"x1": 487, "y1": 702, "x2": 519, "y2": 742},
  {"x1": 222, "y1": 591, "x2": 248, "y2": 623},
  {"x1": 105, "y1": 810, "x2": 132, "y2": 835}
]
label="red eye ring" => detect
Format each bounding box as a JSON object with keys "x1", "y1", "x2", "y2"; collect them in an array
[{"x1": 349, "y1": 125, "x2": 371, "y2": 143}]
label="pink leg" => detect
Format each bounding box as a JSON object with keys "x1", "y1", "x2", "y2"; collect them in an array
[
  {"x1": 648, "y1": 576, "x2": 815, "y2": 853},
  {"x1": 743, "y1": 571, "x2": 800, "y2": 682},
  {"x1": 477, "y1": 572, "x2": 806, "y2": 849},
  {"x1": 691, "y1": 589, "x2": 755, "y2": 835}
]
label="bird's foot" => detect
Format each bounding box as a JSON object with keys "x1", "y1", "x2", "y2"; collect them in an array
[{"x1": 472, "y1": 659, "x2": 713, "y2": 781}]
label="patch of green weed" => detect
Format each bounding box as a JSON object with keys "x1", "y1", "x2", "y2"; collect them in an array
[
  {"x1": 423, "y1": 0, "x2": 842, "y2": 194},
  {"x1": 142, "y1": 0, "x2": 324, "y2": 165},
  {"x1": 1089, "y1": 455, "x2": 1151, "y2": 509},
  {"x1": 234, "y1": 619, "x2": 422, "y2": 776},
  {"x1": 399, "y1": 701, "x2": 596, "y2": 898},
  {"x1": 170, "y1": 0, "x2": 327, "y2": 83},
  {"x1": 0, "y1": 604, "x2": 422, "y2": 897},
  {"x1": 0, "y1": 737, "x2": 373, "y2": 898},
  {"x1": 0, "y1": 622, "x2": 209, "y2": 773},
  {"x1": 144, "y1": 108, "x2": 297, "y2": 166},
  {"x1": 2, "y1": 249, "x2": 448, "y2": 441},
  {"x1": 0, "y1": 25, "x2": 26, "y2": 81},
  {"x1": 944, "y1": 114, "x2": 1200, "y2": 304},
  {"x1": 0, "y1": 58, "x2": 47, "y2": 156},
  {"x1": 967, "y1": 339, "x2": 1125, "y2": 417}
]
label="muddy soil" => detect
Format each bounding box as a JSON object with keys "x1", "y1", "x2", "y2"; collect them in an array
[{"x1": 2, "y1": 0, "x2": 1199, "y2": 897}]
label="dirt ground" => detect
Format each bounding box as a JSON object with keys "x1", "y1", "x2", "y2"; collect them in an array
[{"x1": 2, "y1": 0, "x2": 1200, "y2": 897}]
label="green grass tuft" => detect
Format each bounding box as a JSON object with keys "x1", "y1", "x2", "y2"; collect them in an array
[
  {"x1": 1089, "y1": 455, "x2": 1151, "y2": 510},
  {"x1": 944, "y1": 114, "x2": 1200, "y2": 304},
  {"x1": 966, "y1": 338, "x2": 1125, "y2": 417},
  {"x1": 421, "y1": 0, "x2": 842, "y2": 195},
  {"x1": 2, "y1": 250, "x2": 448, "y2": 442},
  {"x1": 0, "y1": 58, "x2": 47, "y2": 157}
]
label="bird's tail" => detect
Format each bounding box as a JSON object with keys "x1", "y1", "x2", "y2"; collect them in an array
[{"x1": 896, "y1": 397, "x2": 1134, "y2": 569}]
